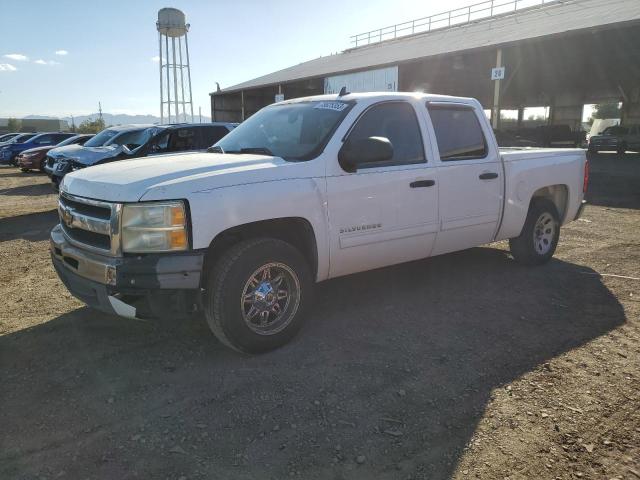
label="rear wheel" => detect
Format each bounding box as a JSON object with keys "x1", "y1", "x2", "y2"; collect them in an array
[
  {"x1": 509, "y1": 199, "x2": 560, "y2": 266},
  {"x1": 20, "y1": 167, "x2": 29, "y2": 172},
  {"x1": 204, "y1": 238, "x2": 312, "y2": 354}
]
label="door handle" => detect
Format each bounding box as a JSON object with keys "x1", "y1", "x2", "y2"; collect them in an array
[
  {"x1": 479, "y1": 172, "x2": 499, "y2": 180},
  {"x1": 410, "y1": 180, "x2": 436, "y2": 188}
]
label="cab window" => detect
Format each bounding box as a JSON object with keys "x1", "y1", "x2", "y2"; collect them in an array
[
  {"x1": 427, "y1": 104, "x2": 488, "y2": 161},
  {"x1": 345, "y1": 102, "x2": 425, "y2": 168}
]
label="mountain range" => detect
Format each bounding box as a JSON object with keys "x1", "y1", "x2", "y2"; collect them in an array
[{"x1": 23, "y1": 112, "x2": 211, "y2": 125}]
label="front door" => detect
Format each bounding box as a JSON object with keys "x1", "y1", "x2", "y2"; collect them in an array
[{"x1": 326, "y1": 101, "x2": 439, "y2": 278}]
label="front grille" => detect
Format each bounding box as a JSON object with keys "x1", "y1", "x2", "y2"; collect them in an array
[{"x1": 58, "y1": 193, "x2": 121, "y2": 255}]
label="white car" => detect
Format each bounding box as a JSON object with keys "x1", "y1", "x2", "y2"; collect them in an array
[{"x1": 51, "y1": 92, "x2": 588, "y2": 353}]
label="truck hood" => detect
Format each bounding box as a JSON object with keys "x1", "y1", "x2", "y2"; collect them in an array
[{"x1": 61, "y1": 152, "x2": 301, "y2": 202}]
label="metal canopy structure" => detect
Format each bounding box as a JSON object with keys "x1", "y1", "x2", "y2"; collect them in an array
[{"x1": 211, "y1": 0, "x2": 640, "y2": 126}]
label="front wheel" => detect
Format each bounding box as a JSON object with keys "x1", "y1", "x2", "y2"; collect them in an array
[
  {"x1": 509, "y1": 199, "x2": 560, "y2": 265},
  {"x1": 204, "y1": 238, "x2": 312, "y2": 354},
  {"x1": 20, "y1": 167, "x2": 29, "y2": 172}
]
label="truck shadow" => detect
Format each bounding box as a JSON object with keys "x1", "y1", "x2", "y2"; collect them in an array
[
  {"x1": 0, "y1": 209, "x2": 58, "y2": 242},
  {"x1": 0, "y1": 248, "x2": 625, "y2": 480}
]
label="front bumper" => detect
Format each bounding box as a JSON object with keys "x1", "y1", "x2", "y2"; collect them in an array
[
  {"x1": 17, "y1": 156, "x2": 42, "y2": 169},
  {"x1": 0, "y1": 151, "x2": 15, "y2": 165},
  {"x1": 50, "y1": 224, "x2": 205, "y2": 318}
]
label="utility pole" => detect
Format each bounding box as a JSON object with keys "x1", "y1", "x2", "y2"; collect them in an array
[
  {"x1": 71, "y1": 115, "x2": 76, "y2": 132},
  {"x1": 199, "y1": 106, "x2": 202, "y2": 123},
  {"x1": 98, "y1": 102, "x2": 103, "y2": 123}
]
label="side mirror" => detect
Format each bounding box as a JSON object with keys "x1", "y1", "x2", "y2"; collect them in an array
[{"x1": 338, "y1": 136, "x2": 393, "y2": 173}]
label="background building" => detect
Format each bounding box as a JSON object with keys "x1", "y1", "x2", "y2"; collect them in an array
[{"x1": 211, "y1": 0, "x2": 640, "y2": 130}]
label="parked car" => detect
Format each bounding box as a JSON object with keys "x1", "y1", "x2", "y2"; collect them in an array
[
  {"x1": 48, "y1": 123, "x2": 236, "y2": 188},
  {"x1": 16, "y1": 134, "x2": 94, "y2": 172},
  {"x1": 0, "y1": 133, "x2": 38, "y2": 154},
  {"x1": 0, "y1": 132, "x2": 75, "y2": 165},
  {"x1": 51, "y1": 92, "x2": 588, "y2": 354},
  {"x1": 0, "y1": 133, "x2": 22, "y2": 144},
  {"x1": 534, "y1": 125, "x2": 578, "y2": 148},
  {"x1": 588, "y1": 125, "x2": 640, "y2": 153},
  {"x1": 494, "y1": 129, "x2": 540, "y2": 148}
]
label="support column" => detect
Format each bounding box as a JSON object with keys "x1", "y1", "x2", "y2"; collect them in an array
[
  {"x1": 517, "y1": 106, "x2": 524, "y2": 129},
  {"x1": 491, "y1": 48, "x2": 502, "y2": 130},
  {"x1": 241, "y1": 91, "x2": 245, "y2": 121}
]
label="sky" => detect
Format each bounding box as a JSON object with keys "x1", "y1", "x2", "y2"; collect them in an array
[{"x1": 0, "y1": 0, "x2": 476, "y2": 118}]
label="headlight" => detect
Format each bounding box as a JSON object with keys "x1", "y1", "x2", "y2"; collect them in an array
[{"x1": 121, "y1": 201, "x2": 188, "y2": 253}]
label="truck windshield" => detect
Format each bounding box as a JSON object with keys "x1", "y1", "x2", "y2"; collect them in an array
[{"x1": 213, "y1": 100, "x2": 354, "y2": 161}]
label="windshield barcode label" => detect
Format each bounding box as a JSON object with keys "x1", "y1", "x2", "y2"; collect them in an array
[{"x1": 313, "y1": 102, "x2": 349, "y2": 112}]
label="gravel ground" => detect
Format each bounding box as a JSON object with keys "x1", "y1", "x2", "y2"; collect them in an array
[{"x1": 0, "y1": 153, "x2": 638, "y2": 480}]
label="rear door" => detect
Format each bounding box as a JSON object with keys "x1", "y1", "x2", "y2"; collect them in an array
[
  {"x1": 426, "y1": 102, "x2": 503, "y2": 256},
  {"x1": 326, "y1": 100, "x2": 439, "y2": 278}
]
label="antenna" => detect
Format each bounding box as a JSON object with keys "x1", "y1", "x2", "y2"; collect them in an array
[
  {"x1": 157, "y1": 8, "x2": 194, "y2": 124},
  {"x1": 338, "y1": 86, "x2": 349, "y2": 97}
]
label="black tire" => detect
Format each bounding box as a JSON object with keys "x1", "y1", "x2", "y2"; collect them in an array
[
  {"x1": 20, "y1": 167, "x2": 29, "y2": 172},
  {"x1": 617, "y1": 143, "x2": 627, "y2": 155},
  {"x1": 204, "y1": 238, "x2": 313, "y2": 354},
  {"x1": 509, "y1": 199, "x2": 560, "y2": 266}
]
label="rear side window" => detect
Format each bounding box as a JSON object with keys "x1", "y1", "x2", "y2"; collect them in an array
[
  {"x1": 428, "y1": 105, "x2": 488, "y2": 161},
  {"x1": 168, "y1": 128, "x2": 198, "y2": 152},
  {"x1": 33, "y1": 134, "x2": 55, "y2": 145},
  {"x1": 200, "y1": 126, "x2": 230, "y2": 148},
  {"x1": 346, "y1": 102, "x2": 425, "y2": 167}
]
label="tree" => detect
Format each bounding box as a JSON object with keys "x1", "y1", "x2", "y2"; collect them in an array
[
  {"x1": 76, "y1": 118, "x2": 106, "y2": 134},
  {"x1": 591, "y1": 103, "x2": 620, "y2": 120},
  {"x1": 7, "y1": 118, "x2": 21, "y2": 132}
]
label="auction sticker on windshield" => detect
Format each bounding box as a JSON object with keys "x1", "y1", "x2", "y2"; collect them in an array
[{"x1": 313, "y1": 101, "x2": 349, "y2": 112}]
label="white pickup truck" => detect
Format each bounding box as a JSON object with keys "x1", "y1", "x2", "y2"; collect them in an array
[{"x1": 51, "y1": 92, "x2": 588, "y2": 353}]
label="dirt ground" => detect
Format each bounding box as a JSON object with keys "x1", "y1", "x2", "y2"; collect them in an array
[{"x1": 1, "y1": 153, "x2": 638, "y2": 480}]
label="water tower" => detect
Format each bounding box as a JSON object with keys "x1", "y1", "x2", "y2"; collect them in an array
[{"x1": 157, "y1": 8, "x2": 193, "y2": 123}]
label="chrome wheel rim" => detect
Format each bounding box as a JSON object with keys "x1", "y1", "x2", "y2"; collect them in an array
[
  {"x1": 241, "y1": 262, "x2": 301, "y2": 335},
  {"x1": 533, "y1": 212, "x2": 556, "y2": 255}
]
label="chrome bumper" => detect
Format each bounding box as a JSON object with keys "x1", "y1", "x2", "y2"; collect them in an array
[
  {"x1": 50, "y1": 224, "x2": 205, "y2": 319},
  {"x1": 50, "y1": 224, "x2": 117, "y2": 285}
]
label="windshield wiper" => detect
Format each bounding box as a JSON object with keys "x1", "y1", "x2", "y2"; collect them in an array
[{"x1": 224, "y1": 147, "x2": 274, "y2": 156}]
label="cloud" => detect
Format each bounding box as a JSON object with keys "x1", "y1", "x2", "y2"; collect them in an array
[
  {"x1": 4, "y1": 53, "x2": 28, "y2": 61},
  {"x1": 0, "y1": 63, "x2": 17, "y2": 71},
  {"x1": 151, "y1": 56, "x2": 161, "y2": 62},
  {"x1": 34, "y1": 59, "x2": 60, "y2": 66},
  {"x1": 55, "y1": 50, "x2": 69, "y2": 56}
]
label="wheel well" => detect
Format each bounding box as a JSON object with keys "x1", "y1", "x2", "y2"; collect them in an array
[
  {"x1": 201, "y1": 218, "x2": 318, "y2": 286},
  {"x1": 531, "y1": 185, "x2": 568, "y2": 222}
]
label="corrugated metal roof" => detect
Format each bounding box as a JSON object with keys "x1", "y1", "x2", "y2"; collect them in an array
[{"x1": 216, "y1": 0, "x2": 640, "y2": 94}]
